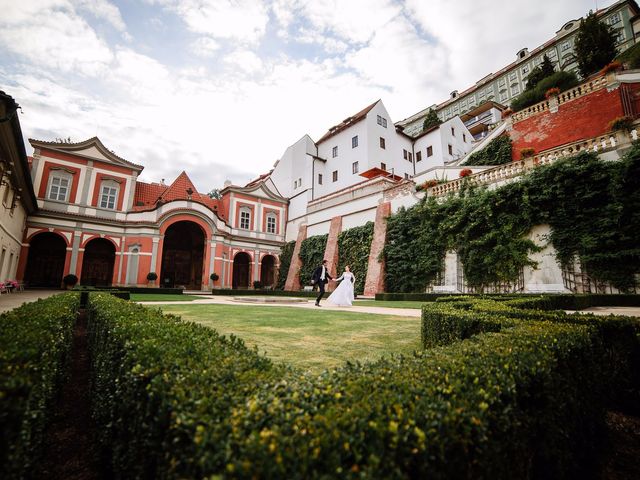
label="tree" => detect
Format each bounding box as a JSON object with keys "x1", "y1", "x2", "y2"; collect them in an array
[
  {"x1": 207, "y1": 188, "x2": 222, "y2": 199},
  {"x1": 526, "y1": 54, "x2": 555, "y2": 91},
  {"x1": 422, "y1": 109, "x2": 442, "y2": 131},
  {"x1": 575, "y1": 11, "x2": 618, "y2": 77}
]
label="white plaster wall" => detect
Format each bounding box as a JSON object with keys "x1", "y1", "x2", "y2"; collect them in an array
[
  {"x1": 270, "y1": 135, "x2": 316, "y2": 200},
  {"x1": 341, "y1": 209, "x2": 377, "y2": 230},
  {"x1": 439, "y1": 117, "x2": 474, "y2": 163},
  {"x1": 307, "y1": 220, "x2": 332, "y2": 237},
  {"x1": 0, "y1": 182, "x2": 27, "y2": 280},
  {"x1": 413, "y1": 128, "x2": 444, "y2": 172},
  {"x1": 523, "y1": 224, "x2": 569, "y2": 293}
]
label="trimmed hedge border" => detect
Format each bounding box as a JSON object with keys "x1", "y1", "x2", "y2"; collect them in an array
[
  {"x1": 212, "y1": 288, "x2": 319, "y2": 298},
  {"x1": 86, "y1": 293, "x2": 640, "y2": 478},
  {"x1": 0, "y1": 293, "x2": 78, "y2": 478},
  {"x1": 77, "y1": 286, "x2": 182, "y2": 295}
]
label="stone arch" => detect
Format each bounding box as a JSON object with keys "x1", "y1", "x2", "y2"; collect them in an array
[
  {"x1": 160, "y1": 220, "x2": 206, "y2": 289},
  {"x1": 232, "y1": 251, "x2": 252, "y2": 289},
  {"x1": 24, "y1": 232, "x2": 67, "y2": 287},
  {"x1": 80, "y1": 237, "x2": 116, "y2": 286}
]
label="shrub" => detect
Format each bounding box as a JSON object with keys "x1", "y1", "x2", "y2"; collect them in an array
[
  {"x1": 209, "y1": 272, "x2": 219, "y2": 281},
  {"x1": 463, "y1": 134, "x2": 512, "y2": 166},
  {"x1": 146, "y1": 272, "x2": 158, "y2": 281},
  {"x1": 0, "y1": 294, "x2": 78, "y2": 478},
  {"x1": 459, "y1": 168, "x2": 472, "y2": 178},
  {"x1": 510, "y1": 88, "x2": 543, "y2": 112},
  {"x1": 600, "y1": 60, "x2": 623, "y2": 75},
  {"x1": 276, "y1": 241, "x2": 295, "y2": 290},
  {"x1": 520, "y1": 147, "x2": 535, "y2": 158},
  {"x1": 511, "y1": 71, "x2": 579, "y2": 112},
  {"x1": 252, "y1": 280, "x2": 263, "y2": 289},
  {"x1": 337, "y1": 222, "x2": 374, "y2": 295},
  {"x1": 616, "y1": 41, "x2": 640, "y2": 69},
  {"x1": 608, "y1": 115, "x2": 634, "y2": 132},
  {"x1": 62, "y1": 274, "x2": 78, "y2": 287},
  {"x1": 544, "y1": 87, "x2": 560, "y2": 98}
]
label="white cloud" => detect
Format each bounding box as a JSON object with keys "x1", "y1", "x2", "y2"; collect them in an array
[
  {"x1": 147, "y1": 0, "x2": 269, "y2": 44},
  {"x1": 75, "y1": 0, "x2": 127, "y2": 33},
  {"x1": 190, "y1": 37, "x2": 221, "y2": 57},
  {"x1": 224, "y1": 49, "x2": 264, "y2": 75}
]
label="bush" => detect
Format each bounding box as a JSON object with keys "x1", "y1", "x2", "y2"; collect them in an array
[
  {"x1": 85, "y1": 293, "x2": 639, "y2": 478},
  {"x1": 510, "y1": 88, "x2": 543, "y2": 112},
  {"x1": 62, "y1": 274, "x2": 78, "y2": 287},
  {"x1": 608, "y1": 116, "x2": 634, "y2": 132},
  {"x1": 0, "y1": 294, "x2": 78, "y2": 478},
  {"x1": 146, "y1": 272, "x2": 158, "y2": 281},
  {"x1": 276, "y1": 241, "x2": 295, "y2": 290},
  {"x1": 463, "y1": 134, "x2": 512, "y2": 166},
  {"x1": 616, "y1": 42, "x2": 640, "y2": 69},
  {"x1": 253, "y1": 280, "x2": 263, "y2": 289},
  {"x1": 209, "y1": 272, "x2": 219, "y2": 281},
  {"x1": 511, "y1": 71, "x2": 579, "y2": 112}
]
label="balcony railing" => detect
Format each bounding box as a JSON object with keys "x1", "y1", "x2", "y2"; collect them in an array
[{"x1": 427, "y1": 128, "x2": 637, "y2": 198}]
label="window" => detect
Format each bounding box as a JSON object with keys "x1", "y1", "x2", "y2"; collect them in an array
[
  {"x1": 293, "y1": 179, "x2": 298, "y2": 189},
  {"x1": 352, "y1": 161, "x2": 359, "y2": 174},
  {"x1": 298, "y1": 177, "x2": 302, "y2": 187},
  {"x1": 100, "y1": 184, "x2": 118, "y2": 209},
  {"x1": 416, "y1": 151, "x2": 422, "y2": 162},
  {"x1": 352, "y1": 135, "x2": 358, "y2": 148},
  {"x1": 463, "y1": 133, "x2": 467, "y2": 143},
  {"x1": 377, "y1": 115, "x2": 387, "y2": 128},
  {"x1": 318, "y1": 173, "x2": 323, "y2": 185},
  {"x1": 403, "y1": 149, "x2": 408, "y2": 160},
  {"x1": 427, "y1": 146, "x2": 433, "y2": 157},
  {"x1": 379, "y1": 137, "x2": 386, "y2": 149},
  {"x1": 266, "y1": 214, "x2": 276, "y2": 234},
  {"x1": 522, "y1": 65, "x2": 529, "y2": 75},
  {"x1": 448, "y1": 144, "x2": 453, "y2": 156},
  {"x1": 500, "y1": 91, "x2": 509, "y2": 102},
  {"x1": 240, "y1": 208, "x2": 251, "y2": 229},
  {"x1": 509, "y1": 72, "x2": 517, "y2": 83},
  {"x1": 381, "y1": 162, "x2": 387, "y2": 171},
  {"x1": 608, "y1": 13, "x2": 621, "y2": 25},
  {"x1": 561, "y1": 41, "x2": 571, "y2": 52},
  {"x1": 332, "y1": 146, "x2": 338, "y2": 158},
  {"x1": 614, "y1": 29, "x2": 625, "y2": 43},
  {"x1": 332, "y1": 170, "x2": 338, "y2": 182},
  {"x1": 48, "y1": 174, "x2": 70, "y2": 202},
  {"x1": 511, "y1": 84, "x2": 520, "y2": 95},
  {"x1": 451, "y1": 127, "x2": 455, "y2": 136},
  {"x1": 408, "y1": 152, "x2": 413, "y2": 162},
  {"x1": 404, "y1": 173, "x2": 409, "y2": 180}
]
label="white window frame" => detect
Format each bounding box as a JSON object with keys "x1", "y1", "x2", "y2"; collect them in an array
[
  {"x1": 352, "y1": 161, "x2": 359, "y2": 174},
  {"x1": 266, "y1": 213, "x2": 277, "y2": 234},
  {"x1": 332, "y1": 146, "x2": 338, "y2": 158},
  {"x1": 239, "y1": 207, "x2": 251, "y2": 230},
  {"x1": 47, "y1": 172, "x2": 72, "y2": 202},
  {"x1": 377, "y1": 115, "x2": 387, "y2": 128},
  {"x1": 332, "y1": 170, "x2": 338, "y2": 182},
  {"x1": 99, "y1": 180, "x2": 119, "y2": 210},
  {"x1": 352, "y1": 135, "x2": 358, "y2": 148}
]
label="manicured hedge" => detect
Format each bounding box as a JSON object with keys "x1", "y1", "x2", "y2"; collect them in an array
[
  {"x1": 375, "y1": 292, "x2": 453, "y2": 301},
  {"x1": 87, "y1": 294, "x2": 287, "y2": 478},
  {"x1": 87, "y1": 293, "x2": 639, "y2": 478},
  {"x1": 0, "y1": 294, "x2": 78, "y2": 478}
]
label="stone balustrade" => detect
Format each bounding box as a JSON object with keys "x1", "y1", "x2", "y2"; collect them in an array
[
  {"x1": 510, "y1": 75, "x2": 609, "y2": 124},
  {"x1": 428, "y1": 128, "x2": 637, "y2": 198}
]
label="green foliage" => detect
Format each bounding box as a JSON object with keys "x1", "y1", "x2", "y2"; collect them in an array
[
  {"x1": 298, "y1": 234, "x2": 327, "y2": 287},
  {"x1": 337, "y1": 222, "x2": 374, "y2": 295},
  {"x1": 422, "y1": 108, "x2": 442, "y2": 131},
  {"x1": 511, "y1": 71, "x2": 579, "y2": 111},
  {"x1": 526, "y1": 54, "x2": 556, "y2": 89},
  {"x1": 385, "y1": 148, "x2": 640, "y2": 293},
  {"x1": 575, "y1": 11, "x2": 618, "y2": 77},
  {"x1": 384, "y1": 180, "x2": 538, "y2": 293},
  {"x1": 463, "y1": 134, "x2": 512, "y2": 166},
  {"x1": 0, "y1": 294, "x2": 78, "y2": 478},
  {"x1": 275, "y1": 240, "x2": 295, "y2": 290},
  {"x1": 87, "y1": 293, "x2": 286, "y2": 478},
  {"x1": 616, "y1": 41, "x2": 640, "y2": 68}
]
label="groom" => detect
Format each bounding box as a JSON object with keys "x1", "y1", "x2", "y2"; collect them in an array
[{"x1": 311, "y1": 259, "x2": 332, "y2": 306}]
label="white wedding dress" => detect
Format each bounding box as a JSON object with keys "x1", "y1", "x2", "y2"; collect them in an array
[{"x1": 326, "y1": 272, "x2": 355, "y2": 306}]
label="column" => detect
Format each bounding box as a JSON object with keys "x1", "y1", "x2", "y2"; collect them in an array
[
  {"x1": 323, "y1": 216, "x2": 342, "y2": 292},
  {"x1": 364, "y1": 202, "x2": 391, "y2": 296},
  {"x1": 284, "y1": 224, "x2": 307, "y2": 291}
]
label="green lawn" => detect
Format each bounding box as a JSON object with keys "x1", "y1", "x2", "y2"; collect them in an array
[
  {"x1": 158, "y1": 304, "x2": 421, "y2": 373},
  {"x1": 353, "y1": 300, "x2": 426, "y2": 309},
  {"x1": 130, "y1": 293, "x2": 202, "y2": 302}
]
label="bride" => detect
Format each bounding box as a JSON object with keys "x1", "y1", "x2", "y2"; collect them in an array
[{"x1": 327, "y1": 266, "x2": 355, "y2": 306}]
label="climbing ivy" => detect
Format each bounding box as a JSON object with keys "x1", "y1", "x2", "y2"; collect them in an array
[
  {"x1": 384, "y1": 146, "x2": 640, "y2": 293},
  {"x1": 463, "y1": 135, "x2": 512, "y2": 166},
  {"x1": 298, "y1": 234, "x2": 328, "y2": 287},
  {"x1": 336, "y1": 222, "x2": 374, "y2": 295},
  {"x1": 275, "y1": 241, "x2": 295, "y2": 290}
]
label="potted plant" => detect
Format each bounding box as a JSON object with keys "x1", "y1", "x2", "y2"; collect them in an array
[
  {"x1": 459, "y1": 168, "x2": 473, "y2": 178},
  {"x1": 253, "y1": 280, "x2": 263, "y2": 290},
  {"x1": 600, "y1": 60, "x2": 622, "y2": 75},
  {"x1": 210, "y1": 272, "x2": 219, "y2": 283},
  {"x1": 62, "y1": 274, "x2": 78, "y2": 290},
  {"x1": 520, "y1": 147, "x2": 536, "y2": 159},
  {"x1": 146, "y1": 272, "x2": 158, "y2": 286},
  {"x1": 544, "y1": 87, "x2": 560, "y2": 99},
  {"x1": 607, "y1": 116, "x2": 634, "y2": 133}
]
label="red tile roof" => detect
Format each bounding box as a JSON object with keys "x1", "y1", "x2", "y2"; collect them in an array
[
  {"x1": 316, "y1": 100, "x2": 380, "y2": 144},
  {"x1": 133, "y1": 172, "x2": 225, "y2": 219}
]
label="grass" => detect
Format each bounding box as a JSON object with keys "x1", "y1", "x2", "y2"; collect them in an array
[
  {"x1": 130, "y1": 293, "x2": 202, "y2": 302},
  {"x1": 158, "y1": 303, "x2": 421, "y2": 373},
  {"x1": 353, "y1": 300, "x2": 426, "y2": 309}
]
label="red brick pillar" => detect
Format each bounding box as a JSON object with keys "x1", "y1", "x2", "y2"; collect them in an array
[
  {"x1": 323, "y1": 216, "x2": 342, "y2": 291},
  {"x1": 364, "y1": 202, "x2": 391, "y2": 296},
  {"x1": 284, "y1": 224, "x2": 307, "y2": 291}
]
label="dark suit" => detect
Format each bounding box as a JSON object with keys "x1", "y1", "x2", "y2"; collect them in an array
[{"x1": 312, "y1": 265, "x2": 332, "y2": 305}]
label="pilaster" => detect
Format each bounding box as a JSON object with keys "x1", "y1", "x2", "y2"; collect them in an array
[
  {"x1": 364, "y1": 202, "x2": 391, "y2": 296},
  {"x1": 284, "y1": 224, "x2": 307, "y2": 291}
]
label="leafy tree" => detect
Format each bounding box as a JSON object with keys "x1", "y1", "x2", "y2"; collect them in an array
[
  {"x1": 526, "y1": 54, "x2": 555, "y2": 90},
  {"x1": 207, "y1": 188, "x2": 222, "y2": 199},
  {"x1": 422, "y1": 109, "x2": 442, "y2": 131},
  {"x1": 575, "y1": 11, "x2": 618, "y2": 77}
]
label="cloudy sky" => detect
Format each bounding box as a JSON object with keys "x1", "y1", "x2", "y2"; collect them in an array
[{"x1": 1, "y1": 0, "x2": 606, "y2": 191}]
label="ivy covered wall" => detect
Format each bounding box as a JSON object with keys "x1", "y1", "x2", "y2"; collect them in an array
[
  {"x1": 336, "y1": 222, "x2": 374, "y2": 295},
  {"x1": 275, "y1": 241, "x2": 295, "y2": 290},
  {"x1": 298, "y1": 234, "x2": 328, "y2": 287},
  {"x1": 384, "y1": 145, "x2": 640, "y2": 293}
]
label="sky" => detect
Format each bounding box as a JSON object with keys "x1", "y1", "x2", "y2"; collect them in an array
[{"x1": 0, "y1": 0, "x2": 608, "y2": 192}]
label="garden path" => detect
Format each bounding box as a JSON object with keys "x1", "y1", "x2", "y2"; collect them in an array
[{"x1": 0, "y1": 289, "x2": 59, "y2": 313}]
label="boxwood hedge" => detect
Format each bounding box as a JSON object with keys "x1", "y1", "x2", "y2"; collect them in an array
[
  {"x1": 86, "y1": 293, "x2": 639, "y2": 479},
  {"x1": 0, "y1": 293, "x2": 78, "y2": 478}
]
